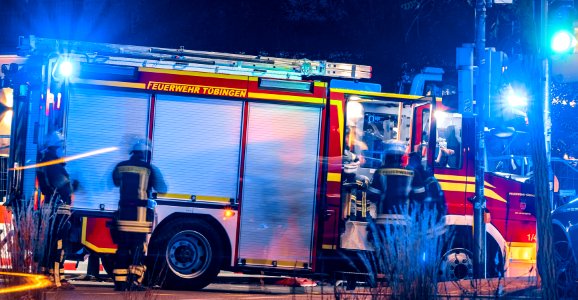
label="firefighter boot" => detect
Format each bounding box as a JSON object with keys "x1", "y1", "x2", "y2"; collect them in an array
[{"x1": 113, "y1": 268, "x2": 129, "y2": 291}]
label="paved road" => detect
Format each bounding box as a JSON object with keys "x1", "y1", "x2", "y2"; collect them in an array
[{"x1": 42, "y1": 284, "x2": 337, "y2": 300}]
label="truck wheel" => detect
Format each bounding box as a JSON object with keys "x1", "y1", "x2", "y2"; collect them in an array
[
  {"x1": 440, "y1": 248, "x2": 474, "y2": 281},
  {"x1": 147, "y1": 219, "x2": 223, "y2": 290}
]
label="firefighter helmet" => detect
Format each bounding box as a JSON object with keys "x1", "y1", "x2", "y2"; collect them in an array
[
  {"x1": 44, "y1": 131, "x2": 64, "y2": 148},
  {"x1": 130, "y1": 139, "x2": 151, "y2": 153},
  {"x1": 383, "y1": 140, "x2": 406, "y2": 155},
  {"x1": 343, "y1": 157, "x2": 359, "y2": 174}
]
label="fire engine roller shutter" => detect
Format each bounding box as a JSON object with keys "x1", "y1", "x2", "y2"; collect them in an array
[
  {"x1": 66, "y1": 88, "x2": 149, "y2": 211},
  {"x1": 238, "y1": 102, "x2": 320, "y2": 269},
  {"x1": 152, "y1": 94, "x2": 242, "y2": 201}
]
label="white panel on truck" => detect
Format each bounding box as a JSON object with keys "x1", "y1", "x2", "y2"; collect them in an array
[
  {"x1": 152, "y1": 95, "x2": 242, "y2": 201},
  {"x1": 238, "y1": 103, "x2": 321, "y2": 269},
  {"x1": 66, "y1": 88, "x2": 149, "y2": 211}
]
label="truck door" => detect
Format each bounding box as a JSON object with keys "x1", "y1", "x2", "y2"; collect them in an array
[
  {"x1": 150, "y1": 94, "x2": 242, "y2": 204},
  {"x1": 237, "y1": 102, "x2": 321, "y2": 270},
  {"x1": 433, "y1": 111, "x2": 467, "y2": 215},
  {"x1": 65, "y1": 87, "x2": 149, "y2": 211}
]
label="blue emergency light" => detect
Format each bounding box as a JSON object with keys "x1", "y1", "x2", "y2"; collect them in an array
[{"x1": 58, "y1": 60, "x2": 74, "y2": 78}]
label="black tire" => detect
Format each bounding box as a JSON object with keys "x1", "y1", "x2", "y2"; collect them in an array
[
  {"x1": 146, "y1": 219, "x2": 223, "y2": 290},
  {"x1": 554, "y1": 239, "x2": 578, "y2": 297}
]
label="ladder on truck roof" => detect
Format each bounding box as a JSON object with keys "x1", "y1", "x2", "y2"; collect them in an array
[{"x1": 17, "y1": 36, "x2": 372, "y2": 80}]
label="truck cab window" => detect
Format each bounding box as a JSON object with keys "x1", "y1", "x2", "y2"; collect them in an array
[
  {"x1": 434, "y1": 111, "x2": 462, "y2": 169},
  {"x1": 345, "y1": 98, "x2": 411, "y2": 176}
]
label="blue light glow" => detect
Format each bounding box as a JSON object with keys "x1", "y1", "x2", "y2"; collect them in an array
[{"x1": 58, "y1": 61, "x2": 74, "y2": 77}]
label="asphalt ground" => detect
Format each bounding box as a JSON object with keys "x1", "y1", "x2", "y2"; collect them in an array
[{"x1": 61, "y1": 273, "x2": 540, "y2": 299}]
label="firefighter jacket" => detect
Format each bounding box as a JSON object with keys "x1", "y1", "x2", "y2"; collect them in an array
[
  {"x1": 36, "y1": 147, "x2": 72, "y2": 205},
  {"x1": 112, "y1": 154, "x2": 165, "y2": 234},
  {"x1": 367, "y1": 167, "x2": 413, "y2": 214},
  {"x1": 407, "y1": 164, "x2": 427, "y2": 203}
]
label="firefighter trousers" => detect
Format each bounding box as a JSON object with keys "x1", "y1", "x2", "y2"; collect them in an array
[
  {"x1": 112, "y1": 205, "x2": 153, "y2": 291},
  {"x1": 342, "y1": 175, "x2": 369, "y2": 221},
  {"x1": 40, "y1": 200, "x2": 71, "y2": 287},
  {"x1": 113, "y1": 231, "x2": 148, "y2": 291}
]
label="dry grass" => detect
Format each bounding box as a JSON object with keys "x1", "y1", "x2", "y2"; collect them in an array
[
  {"x1": 0, "y1": 196, "x2": 59, "y2": 299},
  {"x1": 333, "y1": 204, "x2": 449, "y2": 299}
]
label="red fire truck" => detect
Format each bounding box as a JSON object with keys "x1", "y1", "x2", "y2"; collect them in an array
[{"x1": 2, "y1": 36, "x2": 536, "y2": 289}]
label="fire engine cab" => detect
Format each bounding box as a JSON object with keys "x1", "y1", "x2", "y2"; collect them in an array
[{"x1": 2, "y1": 36, "x2": 537, "y2": 289}]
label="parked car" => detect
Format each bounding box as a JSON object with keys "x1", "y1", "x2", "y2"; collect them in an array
[{"x1": 551, "y1": 197, "x2": 578, "y2": 295}]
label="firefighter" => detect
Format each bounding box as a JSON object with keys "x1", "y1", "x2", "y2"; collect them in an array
[
  {"x1": 342, "y1": 126, "x2": 370, "y2": 220},
  {"x1": 342, "y1": 146, "x2": 370, "y2": 221},
  {"x1": 36, "y1": 131, "x2": 76, "y2": 290},
  {"x1": 367, "y1": 140, "x2": 413, "y2": 220},
  {"x1": 407, "y1": 151, "x2": 446, "y2": 221},
  {"x1": 111, "y1": 140, "x2": 166, "y2": 291},
  {"x1": 406, "y1": 152, "x2": 427, "y2": 203}
]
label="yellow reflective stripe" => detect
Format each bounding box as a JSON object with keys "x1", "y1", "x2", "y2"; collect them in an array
[
  {"x1": 242, "y1": 259, "x2": 309, "y2": 268},
  {"x1": 70, "y1": 78, "x2": 146, "y2": 89},
  {"x1": 247, "y1": 92, "x2": 324, "y2": 105},
  {"x1": 115, "y1": 276, "x2": 127, "y2": 282},
  {"x1": 53, "y1": 262, "x2": 61, "y2": 287},
  {"x1": 113, "y1": 269, "x2": 128, "y2": 275},
  {"x1": 57, "y1": 240, "x2": 62, "y2": 250},
  {"x1": 156, "y1": 193, "x2": 231, "y2": 203},
  {"x1": 137, "y1": 207, "x2": 147, "y2": 222},
  {"x1": 327, "y1": 172, "x2": 341, "y2": 182},
  {"x1": 322, "y1": 244, "x2": 336, "y2": 250},
  {"x1": 157, "y1": 193, "x2": 190, "y2": 200},
  {"x1": 331, "y1": 100, "x2": 344, "y2": 155},
  {"x1": 377, "y1": 168, "x2": 413, "y2": 176},
  {"x1": 117, "y1": 226, "x2": 152, "y2": 233},
  {"x1": 438, "y1": 182, "x2": 507, "y2": 203},
  {"x1": 116, "y1": 220, "x2": 152, "y2": 227},
  {"x1": 434, "y1": 174, "x2": 496, "y2": 188},
  {"x1": 330, "y1": 88, "x2": 423, "y2": 100},
  {"x1": 195, "y1": 195, "x2": 230, "y2": 203},
  {"x1": 129, "y1": 266, "x2": 144, "y2": 277}
]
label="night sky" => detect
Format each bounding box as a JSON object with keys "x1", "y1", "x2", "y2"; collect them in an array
[
  {"x1": 3, "y1": 1, "x2": 578, "y2": 155},
  {"x1": 0, "y1": 0, "x2": 495, "y2": 90}
]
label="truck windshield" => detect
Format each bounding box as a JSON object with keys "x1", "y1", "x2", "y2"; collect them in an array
[{"x1": 485, "y1": 128, "x2": 533, "y2": 177}]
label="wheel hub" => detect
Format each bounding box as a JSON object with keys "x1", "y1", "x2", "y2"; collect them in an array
[
  {"x1": 166, "y1": 230, "x2": 212, "y2": 278},
  {"x1": 442, "y1": 248, "x2": 473, "y2": 281}
]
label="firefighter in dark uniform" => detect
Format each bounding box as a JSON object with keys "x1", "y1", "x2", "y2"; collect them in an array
[
  {"x1": 406, "y1": 152, "x2": 428, "y2": 204},
  {"x1": 342, "y1": 147, "x2": 370, "y2": 220},
  {"x1": 36, "y1": 131, "x2": 76, "y2": 290},
  {"x1": 407, "y1": 151, "x2": 446, "y2": 221},
  {"x1": 367, "y1": 140, "x2": 413, "y2": 220},
  {"x1": 112, "y1": 140, "x2": 166, "y2": 291}
]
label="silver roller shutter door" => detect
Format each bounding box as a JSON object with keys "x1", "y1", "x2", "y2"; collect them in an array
[
  {"x1": 152, "y1": 95, "x2": 242, "y2": 201},
  {"x1": 66, "y1": 88, "x2": 149, "y2": 211},
  {"x1": 239, "y1": 103, "x2": 321, "y2": 268}
]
